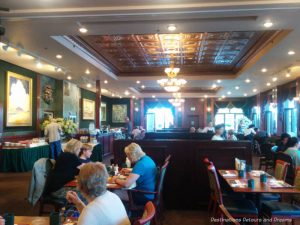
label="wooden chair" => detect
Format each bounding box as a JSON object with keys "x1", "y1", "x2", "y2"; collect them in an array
[
  {"x1": 262, "y1": 167, "x2": 300, "y2": 225},
  {"x1": 218, "y1": 204, "x2": 241, "y2": 225},
  {"x1": 276, "y1": 152, "x2": 295, "y2": 185},
  {"x1": 259, "y1": 143, "x2": 274, "y2": 172},
  {"x1": 127, "y1": 161, "x2": 169, "y2": 224},
  {"x1": 260, "y1": 160, "x2": 290, "y2": 202},
  {"x1": 207, "y1": 165, "x2": 258, "y2": 224},
  {"x1": 134, "y1": 201, "x2": 156, "y2": 225},
  {"x1": 203, "y1": 158, "x2": 215, "y2": 213}
]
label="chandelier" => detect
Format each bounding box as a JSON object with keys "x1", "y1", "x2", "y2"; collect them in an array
[
  {"x1": 157, "y1": 67, "x2": 187, "y2": 92},
  {"x1": 169, "y1": 93, "x2": 185, "y2": 107}
]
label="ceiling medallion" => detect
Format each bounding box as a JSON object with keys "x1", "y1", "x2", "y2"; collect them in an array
[{"x1": 157, "y1": 67, "x2": 187, "y2": 92}]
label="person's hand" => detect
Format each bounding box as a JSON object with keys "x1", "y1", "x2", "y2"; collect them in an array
[
  {"x1": 0, "y1": 216, "x2": 5, "y2": 225},
  {"x1": 120, "y1": 168, "x2": 132, "y2": 175},
  {"x1": 66, "y1": 191, "x2": 81, "y2": 205},
  {"x1": 110, "y1": 176, "x2": 119, "y2": 183}
]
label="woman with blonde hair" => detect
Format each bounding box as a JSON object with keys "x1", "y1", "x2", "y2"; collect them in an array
[
  {"x1": 44, "y1": 139, "x2": 83, "y2": 199},
  {"x1": 113, "y1": 143, "x2": 157, "y2": 205},
  {"x1": 66, "y1": 163, "x2": 130, "y2": 225}
]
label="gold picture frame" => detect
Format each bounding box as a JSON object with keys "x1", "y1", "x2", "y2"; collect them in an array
[
  {"x1": 101, "y1": 102, "x2": 107, "y2": 122},
  {"x1": 112, "y1": 104, "x2": 127, "y2": 123},
  {"x1": 6, "y1": 71, "x2": 33, "y2": 127},
  {"x1": 82, "y1": 98, "x2": 95, "y2": 120}
]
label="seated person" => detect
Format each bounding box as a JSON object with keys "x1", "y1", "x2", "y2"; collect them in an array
[
  {"x1": 44, "y1": 139, "x2": 83, "y2": 199},
  {"x1": 211, "y1": 124, "x2": 225, "y2": 141},
  {"x1": 202, "y1": 121, "x2": 215, "y2": 133},
  {"x1": 113, "y1": 143, "x2": 157, "y2": 205},
  {"x1": 227, "y1": 129, "x2": 237, "y2": 141},
  {"x1": 189, "y1": 127, "x2": 196, "y2": 133},
  {"x1": 0, "y1": 216, "x2": 4, "y2": 225},
  {"x1": 79, "y1": 144, "x2": 93, "y2": 164},
  {"x1": 254, "y1": 128, "x2": 269, "y2": 145},
  {"x1": 284, "y1": 137, "x2": 300, "y2": 166},
  {"x1": 276, "y1": 133, "x2": 291, "y2": 152},
  {"x1": 66, "y1": 163, "x2": 130, "y2": 225},
  {"x1": 244, "y1": 124, "x2": 256, "y2": 140}
]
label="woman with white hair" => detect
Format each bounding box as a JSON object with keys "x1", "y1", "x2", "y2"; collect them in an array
[
  {"x1": 112, "y1": 143, "x2": 157, "y2": 205},
  {"x1": 66, "y1": 163, "x2": 130, "y2": 225},
  {"x1": 44, "y1": 139, "x2": 83, "y2": 199}
]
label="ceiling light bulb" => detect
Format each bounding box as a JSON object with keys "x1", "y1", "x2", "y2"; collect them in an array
[
  {"x1": 212, "y1": 84, "x2": 217, "y2": 88},
  {"x1": 261, "y1": 68, "x2": 267, "y2": 73},
  {"x1": 125, "y1": 91, "x2": 129, "y2": 96},
  {"x1": 217, "y1": 80, "x2": 221, "y2": 83},
  {"x1": 235, "y1": 86, "x2": 239, "y2": 90},
  {"x1": 227, "y1": 91, "x2": 232, "y2": 95},
  {"x1": 56, "y1": 54, "x2": 62, "y2": 59},
  {"x1": 112, "y1": 93, "x2": 115, "y2": 97},
  {"x1": 244, "y1": 93, "x2": 248, "y2": 97},
  {"x1": 204, "y1": 95, "x2": 208, "y2": 98},
  {"x1": 87, "y1": 83, "x2": 92, "y2": 88},
  {"x1": 79, "y1": 27, "x2": 88, "y2": 33},
  {"x1": 266, "y1": 82, "x2": 271, "y2": 86},
  {"x1": 264, "y1": 21, "x2": 273, "y2": 28},
  {"x1": 104, "y1": 80, "x2": 108, "y2": 84},
  {"x1": 136, "y1": 80, "x2": 140, "y2": 84},
  {"x1": 132, "y1": 96, "x2": 136, "y2": 99},
  {"x1": 288, "y1": 50, "x2": 295, "y2": 55},
  {"x1": 253, "y1": 89, "x2": 257, "y2": 93},
  {"x1": 67, "y1": 76, "x2": 72, "y2": 80},
  {"x1": 55, "y1": 67, "x2": 62, "y2": 72},
  {"x1": 36, "y1": 60, "x2": 42, "y2": 68},
  {"x1": 272, "y1": 77, "x2": 277, "y2": 82},
  {"x1": 167, "y1": 24, "x2": 177, "y2": 31},
  {"x1": 85, "y1": 69, "x2": 90, "y2": 74},
  {"x1": 286, "y1": 72, "x2": 291, "y2": 78},
  {"x1": 245, "y1": 79, "x2": 251, "y2": 83},
  {"x1": 152, "y1": 95, "x2": 156, "y2": 98},
  {"x1": 221, "y1": 95, "x2": 226, "y2": 99},
  {"x1": 141, "y1": 85, "x2": 145, "y2": 89}
]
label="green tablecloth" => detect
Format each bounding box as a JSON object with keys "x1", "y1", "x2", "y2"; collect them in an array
[
  {"x1": 90, "y1": 143, "x2": 103, "y2": 162},
  {"x1": 0, "y1": 145, "x2": 50, "y2": 172}
]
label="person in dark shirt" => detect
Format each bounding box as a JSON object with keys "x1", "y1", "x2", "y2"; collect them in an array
[
  {"x1": 78, "y1": 144, "x2": 93, "y2": 164},
  {"x1": 44, "y1": 139, "x2": 83, "y2": 200},
  {"x1": 276, "y1": 133, "x2": 291, "y2": 152}
]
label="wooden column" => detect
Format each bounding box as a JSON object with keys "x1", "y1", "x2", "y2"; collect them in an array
[
  {"x1": 130, "y1": 98, "x2": 134, "y2": 126},
  {"x1": 140, "y1": 98, "x2": 145, "y2": 128},
  {"x1": 204, "y1": 99, "x2": 208, "y2": 125},
  {"x1": 0, "y1": 101, "x2": 3, "y2": 138},
  {"x1": 96, "y1": 80, "x2": 101, "y2": 129},
  {"x1": 36, "y1": 74, "x2": 41, "y2": 136},
  {"x1": 210, "y1": 98, "x2": 215, "y2": 121}
]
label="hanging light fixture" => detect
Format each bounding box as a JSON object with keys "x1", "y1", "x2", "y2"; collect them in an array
[
  {"x1": 157, "y1": 66, "x2": 187, "y2": 92},
  {"x1": 168, "y1": 93, "x2": 185, "y2": 107}
]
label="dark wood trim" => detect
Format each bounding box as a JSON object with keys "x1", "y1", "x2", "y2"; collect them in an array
[
  {"x1": 130, "y1": 98, "x2": 134, "y2": 126},
  {"x1": 140, "y1": 98, "x2": 145, "y2": 128},
  {"x1": 36, "y1": 74, "x2": 41, "y2": 135},
  {"x1": 0, "y1": 101, "x2": 3, "y2": 135},
  {"x1": 96, "y1": 80, "x2": 101, "y2": 129}
]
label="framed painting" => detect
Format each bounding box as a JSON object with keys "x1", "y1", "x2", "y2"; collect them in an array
[
  {"x1": 82, "y1": 98, "x2": 95, "y2": 120},
  {"x1": 112, "y1": 104, "x2": 127, "y2": 123},
  {"x1": 6, "y1": 71, "x2": 33, "y2": 127},
  {"x1": 101, "y1": 102, "x2": 107, "y2": 122}
]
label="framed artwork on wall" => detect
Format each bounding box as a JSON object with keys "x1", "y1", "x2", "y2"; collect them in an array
[
  {"x1": 82, "y1": 98, "x2": 95, "y2": 120},
  {"x1": 101, "y1": 102, "x2": 107, "y2": 122},
  {"x1": 112, "y1": 104, "x2": 127, "y2": 123},
  {"x1": 6, "y1": 71, "x2": 33, "y2": 127}
]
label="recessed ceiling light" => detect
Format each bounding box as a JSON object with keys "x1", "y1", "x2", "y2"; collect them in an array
[
  {"x1": 141, "y1": 85, "x2": 145, "y2": 89},
  {"x1": 212, "y1": 84, "x2": 217, "y2": 88},
  {"x1": 125, "y1": 91, "x2": 130, "y2": 96},
  {"x1": 266, "y1": 82, "x2": 271, "y2": 86},
  {"x1": 264, "y1": 21, "x2": 273, "y2": 28},
  {"x1": 79, "y1": 27, "x2": 88, "y2": 33},
  {"x1": 104, "y1": 80, "x2": 108, "y2": 84},
  {"x1": 288, "y1": 50, "x2": 295, "y2": 55},
  {"x1": 235, "y1": 86, "x2": 240, "y2": 90},
  {"x1": 36, "y1": 60, "x2": 42, "y2": 68},
  {"x1": 56, "y1": 54, "x2": 62, "y2": 59},
  {"x1": 204, "y1": 95, "x2": 208, "y2": 98},
  {"x1": 261, "y1": 68, "x2": 267, "y2": 73},
  {"x1": 244, "y1": 93, "x2": 248, "y2": 97},
  {"x1": 67, "y1": 76, "x2": 72, "y2": 80},
  {"x1": 227, "y1": 91, "x2": 232, "y2": 95},
  {"x1": 152, "y1": 95, "x2": 156, "y2": 98},
  {"x1": 167, "y1": 24, "x2": 177, "y2": 31},
  {"x1": 272, "y1": 77, "x2": 278, "y2": 82},
  {"x1": 86, "y1": 83, "x2": 92, "y2": 88},
  {"x1": 112, "y1": 93, "x2": 115, "y2": 97},
  {"x1": 119, "y1": 96, "x2": 122, "y2": 99},
  {"x1": 55, "y1": 67, "x2": 62, "y2": 72},
  {"x1": 85, "y1": 69, "x2": 90, "y2": 74},
  {"x1": 286, "y1": 72, "x2": 291, "y2": 78},
  {"x1": 221, "y1": 95, "x2": 226, "y2": 99},
  {"x1": 132, "y1": 95, "x2": 136, "y2": 99},
  {"x1": 253, "y1": 89, "x2": 257, "y2": 93},
  {"x1": 245, "y1": 79, "x2": 251, "y2": 83},
  {"x1": 136, "y1": 80, "x2": 140, "y2": 84},
  {"x1": 217, "y1": 80, "x2": 221, "y2": 83}
]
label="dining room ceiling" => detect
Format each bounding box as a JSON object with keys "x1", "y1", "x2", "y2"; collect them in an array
[{"x1": 1, "y1": 0, "x2": 300, "y2": 98}]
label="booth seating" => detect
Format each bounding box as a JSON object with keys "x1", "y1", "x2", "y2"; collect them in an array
[
  {"x1": 144, "y1": 132, "x2": 214, "y2": 140},
  {"x1": 113, "y1": 139, "x2": 252, "y2": 209}
]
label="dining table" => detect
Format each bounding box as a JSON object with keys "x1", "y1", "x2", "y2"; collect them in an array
[
  {"x1": 14, "y1": 216, "x2": 49, "y2": 225},
  {"x1": 218, "y1": 169, "x2": 300, "y2": 194}
]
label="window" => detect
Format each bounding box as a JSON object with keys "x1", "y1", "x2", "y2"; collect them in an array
[
  {"x1": 283, "y1": 99, "x2": 297, "y2": 136},
  {"x1": 264, "y1": 103, "x2": 277, "y2": 135},
  {"x1": 146, "y1": 107, "x2": 174, "y2": 131},
  {"x1": 251, "y1": 106, "x2": 260, "y2": 128},
  {"x1": 215, "y1": 107, "x2": 246, "y2": 131}
]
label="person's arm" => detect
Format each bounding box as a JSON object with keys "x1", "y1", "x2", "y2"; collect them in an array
[
  {"x1": 66, "y1": 191, "x2": 86, "y2": 213},
  {"x1": 114, "y1": 173, "x2": 139, "y2": 188}
]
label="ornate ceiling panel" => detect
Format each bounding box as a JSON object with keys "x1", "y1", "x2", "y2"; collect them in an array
[
  {"x1": 73, "y1": 30, "x2": 282, "y2": 77},
  {"x1": 137, "y1": 86, "x2": 221, "y2": 94}
]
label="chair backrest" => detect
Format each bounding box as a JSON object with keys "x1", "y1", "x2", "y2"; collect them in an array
[
  {"x1": 274, "y1": 160, "x2": 289, "y2": 181},
  {"x1": 203, "y1": 158, "x2": 213, "y2": 166},
  {"x1": 260, "y1": 143, "x2": 274, "y2": 160},
  {"x1": 134, "y1": 201, "x2": 156, "y2": 225},
  {"x1": 154, "y1": 160, "x2": 169, "y2": 206},
  {"x1": 208, "y1": 165, "x2": 223, "y2": 205},
  {"x1": 276, "y1": 152, "x2": 295, "y2": 184},
  {"x1": 293, "y1": 167, "x2": 300, "y2": 188},
  {"x1": 164, "y1": 155, "x2": 171, "y2": 164},
  {"x1": 219, "y1": 204, "x2": 241, "y2": 225}
]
